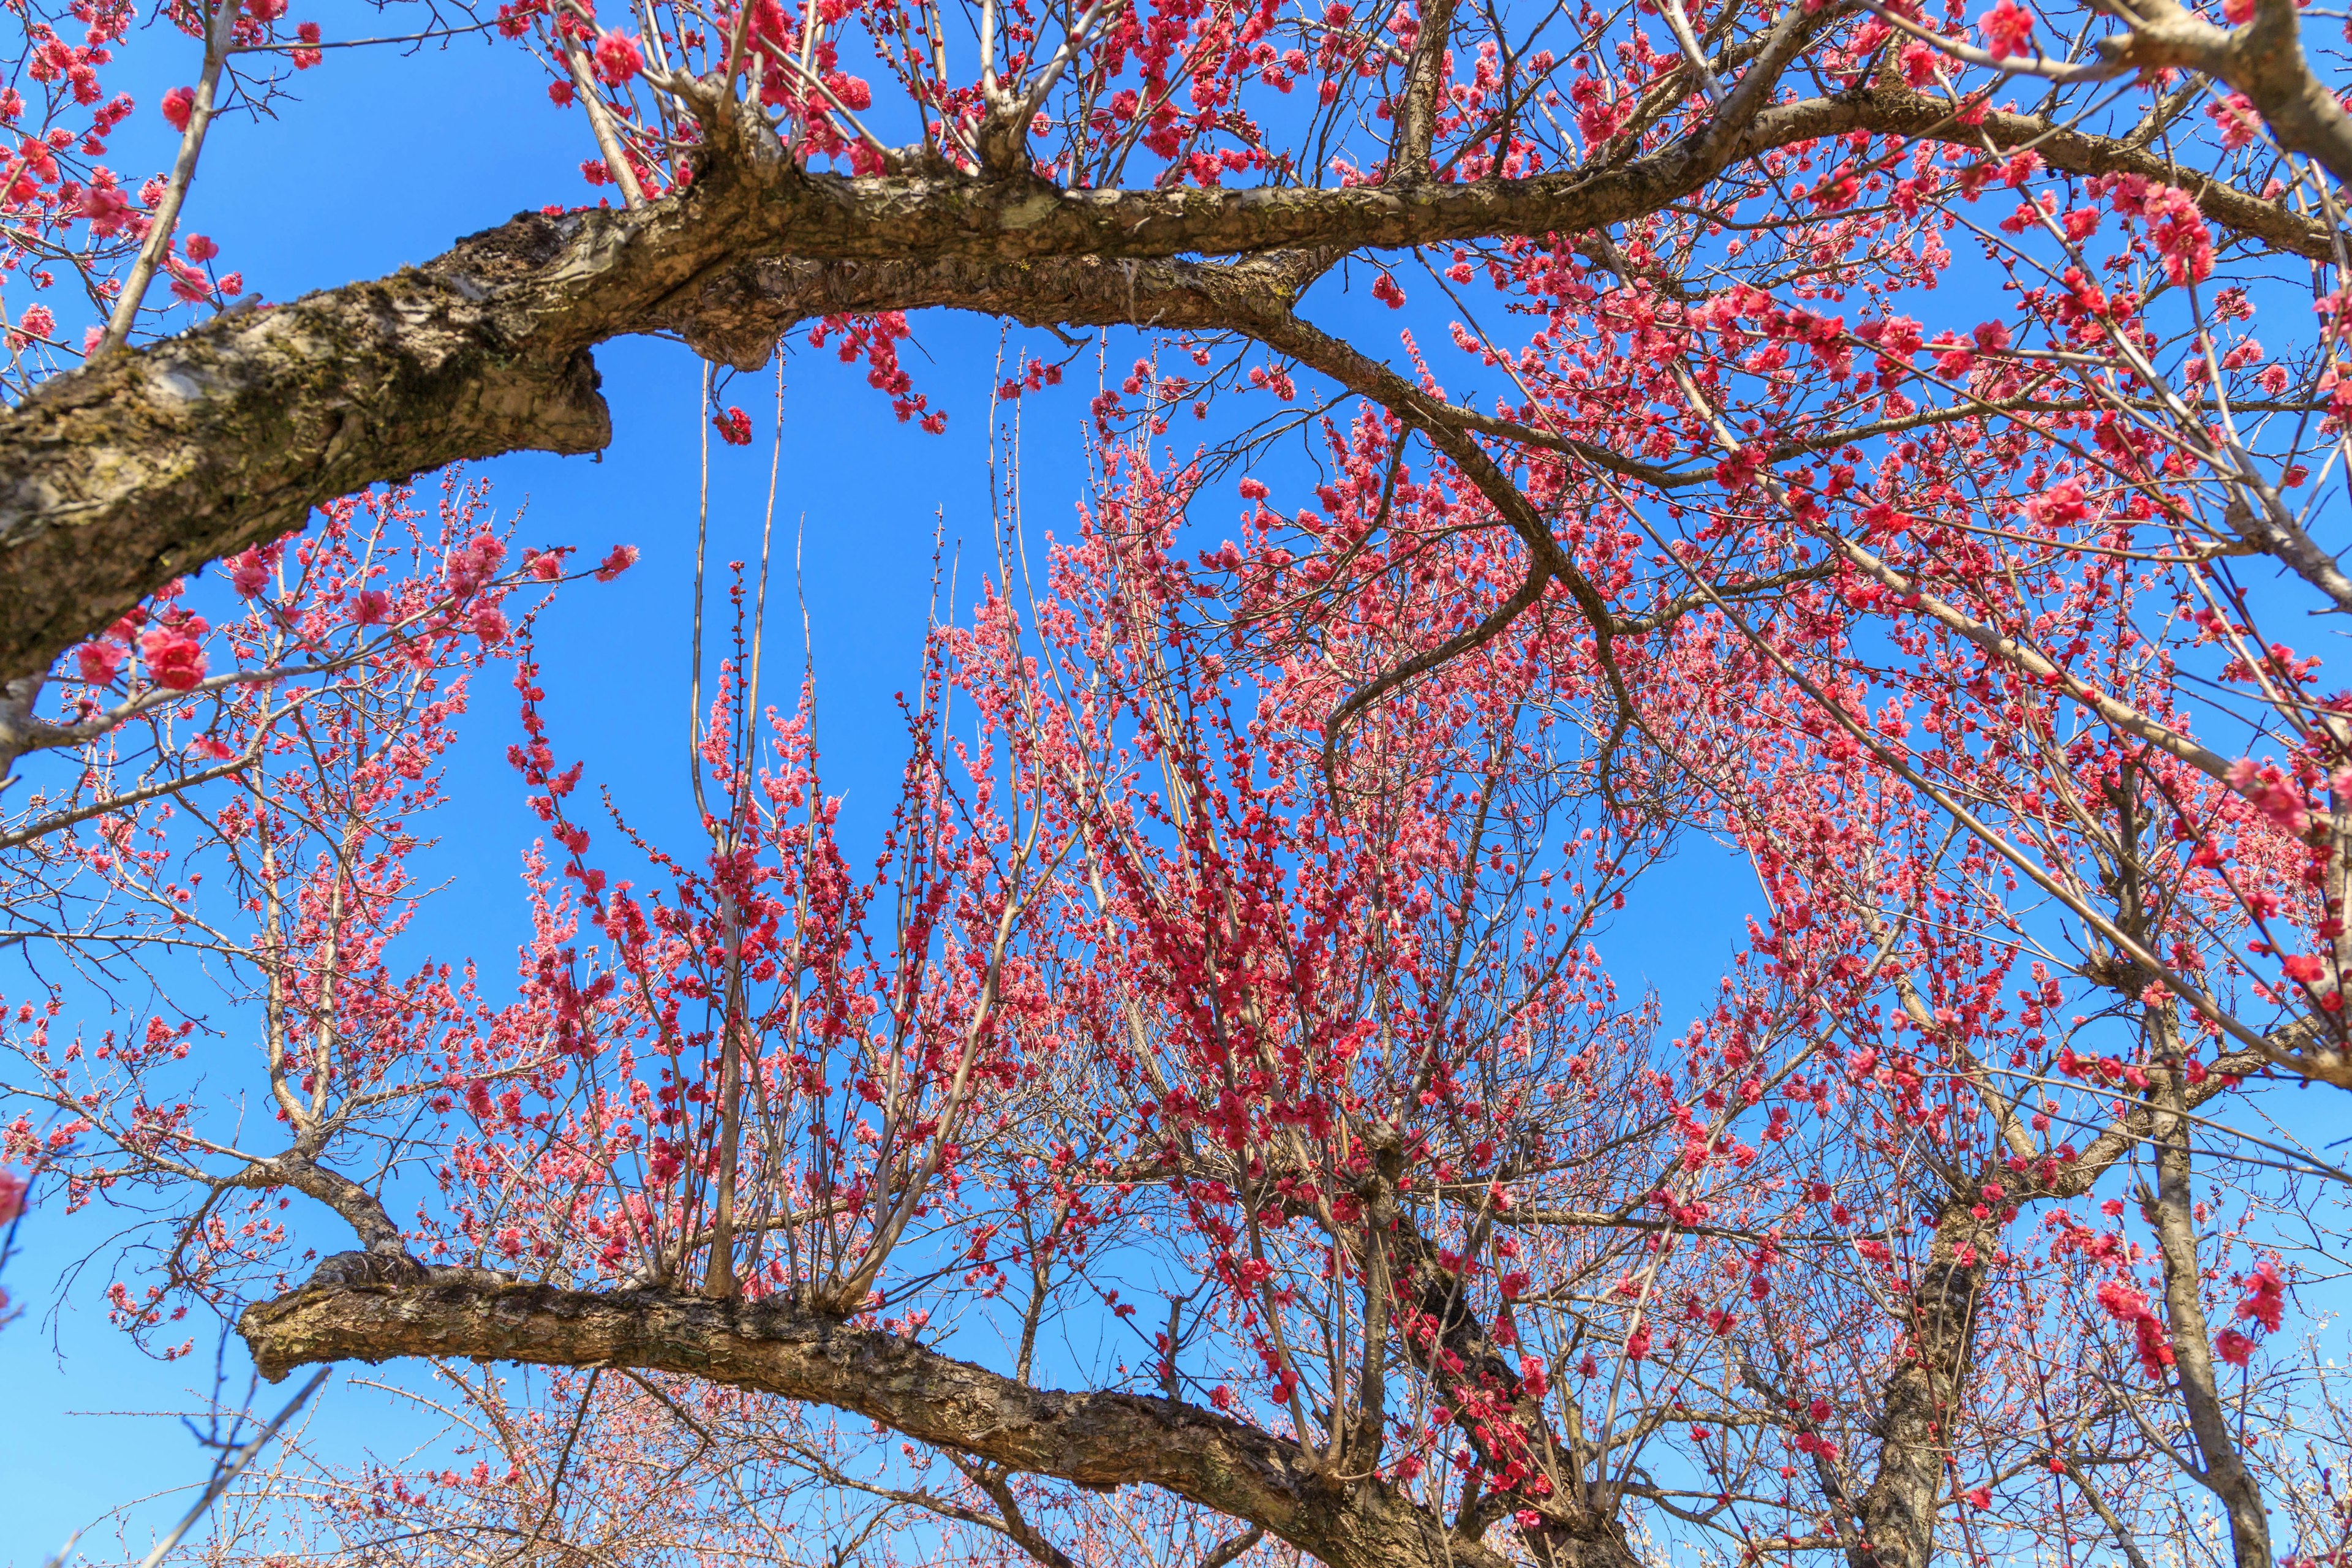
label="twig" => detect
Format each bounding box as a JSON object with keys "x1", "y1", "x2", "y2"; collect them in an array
[
  {"x1": 100, "y1": 0, "x2": 236, "y2": 353},
  {"x1": 133, "y1": 1368, "x2": 330, "y2": 1568}
]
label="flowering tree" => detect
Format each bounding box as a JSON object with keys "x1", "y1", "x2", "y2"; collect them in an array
[
  {"x1": 6, "y1": 0, "x2": 2352, "y2": 1562},
  {"x1": 0, "y1": 471, "x2": 623, "y2": 1335},
  {"x1": 17, "y1": 425, "x2": 2338, "y2": 1568}
]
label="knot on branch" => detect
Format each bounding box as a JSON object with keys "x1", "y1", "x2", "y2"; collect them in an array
[
  {"x1": 301, "y1": 1251, "x2": 520, "y2": 1292},
  {"x1": 307, "y1": 1248, "x2": 428, "y2": 1288}
]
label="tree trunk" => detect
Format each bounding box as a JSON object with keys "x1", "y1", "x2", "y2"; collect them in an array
[
  {"x1": 2146, "y1": 1035, "x2": 2275, "y2": 1568},
  {"x1": 1849, "y1": 1236, "x2": 1983, "y2": 1568}
]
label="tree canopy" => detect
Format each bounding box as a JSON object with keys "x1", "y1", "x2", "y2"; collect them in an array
[{"x1": 4, "y1": 0, "x2": 2352, "y2": 1564}]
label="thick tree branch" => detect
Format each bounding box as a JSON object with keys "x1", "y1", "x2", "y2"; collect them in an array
[
  {"x1": 0, "y1": 80, "x2": 2318, "y2": 686},
  {"x1": 1388, "y1": 0, "x2": 1463, "y2": 179},
  {"x1": 1351, "y1": 1161, "x2": 1640, "y2": 1568},
  {"x1": 2098, "y1": 0, "x2": 2352, "y2": 189},
  {"x1": 236, "y1": 1271, "x2": 1512, "y2": 1568}
]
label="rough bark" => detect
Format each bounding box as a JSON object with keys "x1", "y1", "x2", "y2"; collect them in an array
[
  {"x1": 1348, "y1": 1140, "x2": 1640, "y2": 1568},
  {"x1": 1847, "y1": 1234, "x2": 1985, "y2": 1568},
  {"x1": 238, "y1": 1268, "x2": 1513, "y2": 1568},
  {"x1": 2103, "y1": 0, "x2": 2352, "y2": 188},
  {"x1": 1389, "y1": 0, "x2": 1465, "y2": 178},
  {"x1": 0, "y1": 79, "x2": 2323, "y2": 687},
  {"x1": 2144, "y1": 1032, "x2": 2276, "y2": 1568},
  {"x1": 1839, "y1": 1034, "x2": 2275, "y2": 1568}
]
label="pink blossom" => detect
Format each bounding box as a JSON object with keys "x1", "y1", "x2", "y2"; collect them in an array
[
  {"x1": 2236, "y1": 1261, "x2": 2285, "y2": 1332},
  {"x1": 78, "y1": 174, "x2": 132, "y2": 236},
  {"x1": 230, "y1": 548, "x2": 271, "y2": 597},
  {"x1": 2209, "y1": 94, "x2": 2261, "y2": 150},
  {"x1": 1979, "y1": 0, "x2": 2034, "y2": 59},
  {"x1": 2227, "y1": 756, "x2": 2311, "y2": 836},
  {"x1": 592, "y1": 30, "x2": 643, "y2": 86},
  {"x1": 2095, "y1": 1279, "x2": 2175, "y2": 1380},
  {"x1": 140, "y1": 620, "x2": 208, "y2": 690},
  {"x1": 75, "y1": 640, "x2": 123, "y2": 685},
  {"x1": 594, "y1": 544, "x2": 638, "y2": 582},
  {"x1": 446, "y1": 532, "x2": 507, "y2": 596},
  {"x1": 160, "y1": 85, "x2": 194, "y2": 131},
  {"x1": 2026, "y1": 480, "x2": 2088, "y2": 527}
]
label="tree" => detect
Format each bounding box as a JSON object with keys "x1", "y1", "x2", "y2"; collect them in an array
[{"x1": 5, "y1": 0, "x2": 2352, "y2": 1564}]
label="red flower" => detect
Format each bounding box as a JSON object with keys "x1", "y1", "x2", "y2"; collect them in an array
[
  {"x1": 2236, "y1": 1261, "x2": 2285, "y2": 1332},
  {"x1": 230, "y1": 549, "x2": 271, "y2": 597},
  {"x1": 1979, "y1": 0, "x2": 2034, "y2": 59},
  {"x1": 139, "y1": 621, "x2": 208, "y2": 690},
  {"x1": 75, "y1": 640, "x2": 123, "y2": 685},
  {"x1": 593, "y1": 30, "x2": 643, "y2": 86},
  {"x1": 78, "y1": 176, "x2": 133, "y2": 237}
]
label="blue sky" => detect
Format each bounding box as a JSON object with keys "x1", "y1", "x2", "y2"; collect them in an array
[{"x1": 0, "y1": 13, "x2": 1766, "y2": 1561}]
